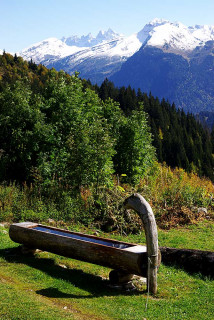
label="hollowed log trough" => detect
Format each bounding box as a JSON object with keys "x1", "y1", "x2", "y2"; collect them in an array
[{"x1": 9, "y1": 222, "x2": 148, "y2": 283}]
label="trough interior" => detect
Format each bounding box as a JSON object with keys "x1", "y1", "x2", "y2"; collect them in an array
[{"x1": 33, "y1": 226, "x2": 131, "y2": 249}]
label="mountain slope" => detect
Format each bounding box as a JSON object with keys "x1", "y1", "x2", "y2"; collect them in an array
[
  {"x1": 14, "y1": 18, "x2": 214, "y2": 115},
  {"x1": 44, "y1": 34, "x2": 142, "y2": 83},
  {"x1": 19, "y1": 37, "x2": 85, "y2": 64},
  {"x1": 18, "y1": 29, "x2": 143, "y2": 84},
  {"x1": 17, "y1": 19, "x2": 214, "y2": 84},
  {"x1": 110, "y1": 40, "x2": 214, "y2": 114},
  {"x1": 108, "y1": 19, "x2": 214, "y2": 114},
  {"x1": 137, "y1": 18, "x2": 214, "y2": 53}
]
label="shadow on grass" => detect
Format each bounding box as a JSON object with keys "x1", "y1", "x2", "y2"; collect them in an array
[
  {"x1": 160, "y1": 247, "x2": 214, "y2": 279},
  {"x1": 0, "y1": 246, "x2": 146, "y2": 299}
]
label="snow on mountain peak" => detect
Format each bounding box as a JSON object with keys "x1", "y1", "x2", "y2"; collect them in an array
[
  {"x1": 137, "y1": 18, "x2": 170, "y2": 44},
  {"x1": 62, "y1": 28, "x2": 122, "y2": 48},
  {"x1": 15, "y1": 19, "x2": 214, "y2": 69},
  {"x1": 148, "y1": 18, "x2": 169, "y2": 26},
  {"x1": 96, "y1": 28, "x2": 121, "y2": 40},
  {"x1": 189, "y1": 24, "x2": 214, "y2": 43},
  {"x1": 19, "y1": 37, "x2": 85, "y2": 64},
  {"x1": 138, "y1": 19, "x2": 214, "y2": 52},
  {"x1": 61, "y1": 33, "x2": 94, "y2": 47}
]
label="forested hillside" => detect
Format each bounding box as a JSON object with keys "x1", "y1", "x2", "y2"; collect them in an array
[
  {"x1": 0, "y1": 53, "x2": 214, "y2": 230},
  {"x1": 0, "y1": 52, "x2": 155, "y2": 186},
  {"x1": 1, "y1": 53, "x2": 213, "y2": 185},
  {"x1": 95, "y1": 79, "x2": 214, "y2": 181}
]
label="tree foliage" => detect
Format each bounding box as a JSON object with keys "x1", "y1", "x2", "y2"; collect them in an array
[
  {"x1": 114, "y1": 106, "x2": 155, "y2": 183},
  {"x1": 0, "y1": 53, "x2": 155, "y2": 191},
  {"x1": 95, "y1": 79, "x2": 214, "y2": 181}
]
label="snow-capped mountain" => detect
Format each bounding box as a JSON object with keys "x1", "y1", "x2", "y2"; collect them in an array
[
  {"x1": 110, "y1": 23, "x2": 214, "y2": 115},
  {"x1": 61, "y1": 28, "x2": 122, "y2": 47},
  {"x1": 0, "y1": 18, "x2": 213, "y2": 119},
  {"x1": 43, "y1": 32, "x2": 143, "y2": 84},
  {"x1": 11, "y1": 18, "x2": 214, "y2": 117},
  {"x1": 19, "y1": 37, "x2": 86, "y2": 64},
  {"x1": 17, "y1": 28, "x2": 143, "y2": 83},
  {"x1": 138, "y1": 18, "x2": 214, "y2": 53},
  {"x1": 17, "y1": 18, "x2": 214, "y2": 84},
  {"x1": 19, "y1": 28, "x2": 142, "y2": 66}
]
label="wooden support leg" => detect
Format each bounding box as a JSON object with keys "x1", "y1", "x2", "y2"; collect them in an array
[
  {"x1": 21, "y1": 245, "x2": 37, "y2": 255},
  {"x1": 109, "y1": 270, "x2": 134, "y2": 285}
]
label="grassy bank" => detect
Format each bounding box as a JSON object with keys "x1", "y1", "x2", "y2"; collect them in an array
[
  {"x1": 0, "y1": 222, "x2": 213, "y2": 320},
  {"x1": 0, "y1": 164, "x2": 214, "y2": 232}
]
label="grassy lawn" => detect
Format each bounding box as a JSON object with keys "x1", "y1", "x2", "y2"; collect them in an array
[{"x1": 0, "y1": 222, "x2": 213, "y2": 320}]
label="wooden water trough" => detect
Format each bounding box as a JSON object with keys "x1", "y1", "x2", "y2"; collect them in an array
[
  {"x1": 9, "y1": 221, "x2": 148, "y2": 281},
  {"x1": 9, "y1": 194, "x2": 160, "y2": 294}
]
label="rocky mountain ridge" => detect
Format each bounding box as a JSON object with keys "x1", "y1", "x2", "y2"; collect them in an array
[{"x1": 2, "y1": 18, "x2": 213, "y2": 117}]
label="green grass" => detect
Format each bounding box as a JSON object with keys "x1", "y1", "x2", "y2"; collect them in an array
[
  {"x1": 85, "y1": 220, "x2": 214, "y2": 251},
  {"x1": 158, "y1": 222, "x2": 214, "y2": 251},
  {"x1": 0, "y1": 223, "x2": 213, "y2": 320}
]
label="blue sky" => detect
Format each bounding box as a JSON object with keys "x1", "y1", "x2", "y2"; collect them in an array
[{"x1": 1, "y1": 0, "x2": 214, "y2": 53}]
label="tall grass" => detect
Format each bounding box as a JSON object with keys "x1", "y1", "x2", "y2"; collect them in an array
[{"x1": 0, "y1": 163, "x2": 213, "y2": 230}]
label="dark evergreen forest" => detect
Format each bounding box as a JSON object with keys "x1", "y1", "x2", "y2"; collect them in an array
[{"x1": 93, "y1": 79, "x2": 214, "y2": 181}]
